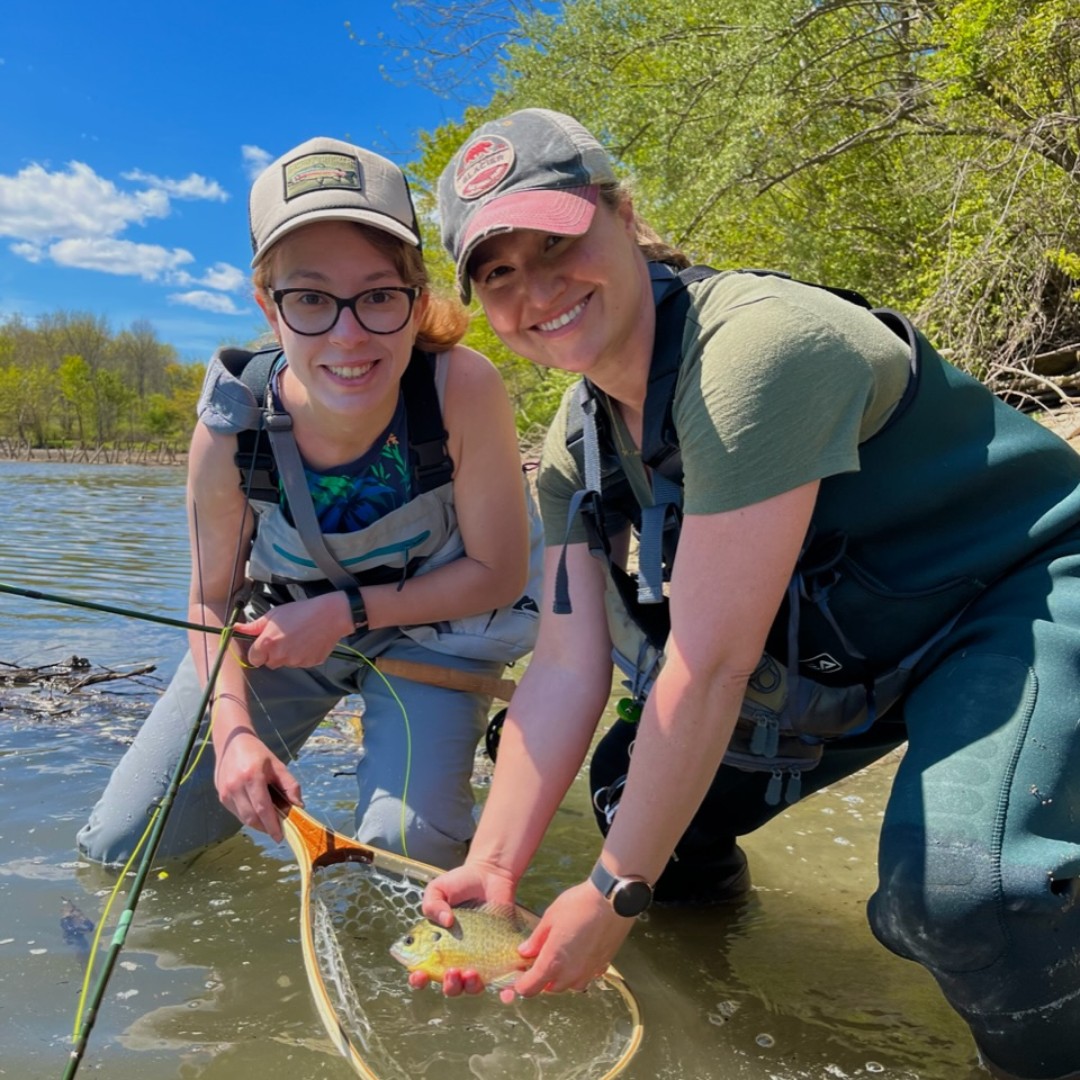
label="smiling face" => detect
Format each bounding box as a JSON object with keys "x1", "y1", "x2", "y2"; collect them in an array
[
  {"x1": 256, "y1": 219, "x2": 425, "y2": 427},
  {"x1": 467, "y1": 198, "x2": 653, "y2": 390}
]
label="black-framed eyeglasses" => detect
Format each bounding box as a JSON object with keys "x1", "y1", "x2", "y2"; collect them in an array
[{"x1": 271, "y1": 286, "x2": 420, "y2": 337}]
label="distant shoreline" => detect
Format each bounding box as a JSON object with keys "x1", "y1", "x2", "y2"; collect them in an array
[{"x1": 0, "y1": 445, "x2": 187, "y2": 468}]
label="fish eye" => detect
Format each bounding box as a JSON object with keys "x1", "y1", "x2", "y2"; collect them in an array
[{"x1": 403, "y1": 935, "x2": 414, "y2": 946}]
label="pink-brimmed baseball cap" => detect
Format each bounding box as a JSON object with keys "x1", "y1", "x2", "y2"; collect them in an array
[{"x1": 438, "y1": 109, "x2": 617, "y2": 301}]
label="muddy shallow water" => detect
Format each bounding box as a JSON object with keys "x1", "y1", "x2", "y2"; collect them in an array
[{"x1": 0, "y1": 461, "x2": 987, "y2": 1079}]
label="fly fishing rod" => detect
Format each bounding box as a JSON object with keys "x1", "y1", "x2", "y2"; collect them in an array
[
  {"x1": 0, "y1": 578, "x2": 254, "y2": 639},
  {"x1": 0, "y1": 579, "x2": 518, "y2": 699},
  {"x1": 61, "y1": 624, "x2": 238, "y2": 1080}
]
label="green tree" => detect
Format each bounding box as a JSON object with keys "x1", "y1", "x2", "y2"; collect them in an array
[
  {"x1": 58, "y1": 355, "x2": 94, "y2": 444},
  {"x1": 386, "y1": 0, "x2": 1080, "y2": 414},
  {"x1": 0, "y1": 361, "x2": 57, "y2": 444},
  {"x1": 92, "y1": 368, "x2": 135, "y2": 443}
]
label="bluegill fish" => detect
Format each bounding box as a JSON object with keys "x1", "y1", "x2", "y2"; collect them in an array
[{"x1": 390, "y1": 902, "x2": 537, "y2": 987}]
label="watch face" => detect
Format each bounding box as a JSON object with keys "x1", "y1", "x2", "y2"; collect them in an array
[{"x1": 612, "y1": 878, "x2": 652, "y2": 917}]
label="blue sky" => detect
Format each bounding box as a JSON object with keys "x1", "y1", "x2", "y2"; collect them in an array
[{"x1": 0, "y1": 2, "x2": 473, "y2": 361}]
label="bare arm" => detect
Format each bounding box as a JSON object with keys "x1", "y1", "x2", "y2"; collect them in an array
[
  {"x1": 420, "y1": 542, "x2": 613, "y2": 913},
  {"x1": 505, "y1": 480, "x2": 820, "y2": 996},
  {"x1": 186, "y1": 421, "x2": 303, "y2": 840}
]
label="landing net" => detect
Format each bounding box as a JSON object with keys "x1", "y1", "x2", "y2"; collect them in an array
[{"x1": 304, "y1": 858, "x2": 642, "y2": 1080}]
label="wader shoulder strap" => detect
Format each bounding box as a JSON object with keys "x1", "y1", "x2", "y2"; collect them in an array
[
  {"x1": 400, "y1": 349, "x2": 454, "y2": 492},
  {"x1": 639, "y1": 264, "x2": 717, "y2": 483},
  {"x1": 233, "y1": 348, "x2": 283, "y2": 503},
  {"x1": 261, "y1": 408, "x2": 356, "y2": 590}
]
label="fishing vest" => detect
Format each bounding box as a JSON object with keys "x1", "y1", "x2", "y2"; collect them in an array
[
  {"x1": 561, "y1": 263, "x2": 1080, "y2": 801},
  {"x1": 196, "y1": 345, "x2": 543, "y2": 663}
]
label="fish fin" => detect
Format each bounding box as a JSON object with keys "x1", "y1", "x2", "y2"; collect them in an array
[
  {"x1": 488, "y1": 959, "x2": 534, "y2": 989},
  {"x1": 456, "y1": 900, "x2": 539, "y2": 933}
]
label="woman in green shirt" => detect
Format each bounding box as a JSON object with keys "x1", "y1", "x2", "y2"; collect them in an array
[{"x1": 420, "y1": 108, "x2": 1080, "y2": 1080}]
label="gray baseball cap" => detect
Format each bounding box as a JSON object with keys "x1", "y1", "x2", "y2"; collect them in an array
[
  {"x1": 438, "y1": 109, "x2": 617, "y2": 300},
  {"x1": 249, "y1": 136, "x2": 421, "y2": 268}
]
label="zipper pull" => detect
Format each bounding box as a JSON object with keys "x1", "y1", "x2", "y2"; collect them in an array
[
  {"x1": 784, "y1": 769, "x2": 803, "y2": 805},
  {"x1": 750, "y1": 715, "x2": 780, "y2": 757},
  {"x1": 765, "y1": 769, "x2": 784, "y2": 806}
]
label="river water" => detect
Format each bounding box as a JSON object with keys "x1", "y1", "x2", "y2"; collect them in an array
[{"x1": 0, "y1": 461, "x2": 985, "y2": 1080}]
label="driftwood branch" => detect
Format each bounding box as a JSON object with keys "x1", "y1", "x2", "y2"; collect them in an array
[
  {"x1": 0, "y1": 656, "x2": 157, "y2": 691},
  {"x1": 1030, "y1": 342, "x2": 1080, "y2": 377},
  {"x1": 69, "y1": 664, "x2": 157, "y2": 690}
]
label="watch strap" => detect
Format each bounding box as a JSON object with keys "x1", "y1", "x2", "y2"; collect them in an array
[
  {"x1": 589, "y1": 858, "x2": 653, "y2": 917},
  {"x1": 343, "y1": 585, "x2": 368, "y2": 630},
  {"x1": 590, "y1": 858, "x2": 620, "y2": 900}
]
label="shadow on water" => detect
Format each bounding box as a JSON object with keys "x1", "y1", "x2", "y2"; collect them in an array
[{"x1": 0, "y1": 463, "x2": 990, "y2": 1079}]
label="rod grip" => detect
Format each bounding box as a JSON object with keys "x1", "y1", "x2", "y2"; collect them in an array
[{"x1": 373, "y1": 657, "x2": 517, "y2": 702}]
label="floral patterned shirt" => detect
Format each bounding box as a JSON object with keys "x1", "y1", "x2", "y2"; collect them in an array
[{"x1": 270, "y1": 362, "x2": 412, "y2": 533}]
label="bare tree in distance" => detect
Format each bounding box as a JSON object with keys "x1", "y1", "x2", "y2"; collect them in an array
[{"x1": 346, "y1": 0, "x2": 557, "y2": 100}]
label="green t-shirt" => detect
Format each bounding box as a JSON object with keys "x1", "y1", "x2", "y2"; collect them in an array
[{"x1": 538, "y1": 271, "x2": 912, "y2": 545}]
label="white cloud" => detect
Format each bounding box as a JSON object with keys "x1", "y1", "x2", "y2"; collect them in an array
[
  {"x1": 0, "y1": 162, "x2": 169, "y2": 244},
  {"x1": 9, "y1": 241, "x2": 44, "y2": 263},
  {"x1": 168, "y1": 290, "x2": 245, "y2": 315},
  {"x1": 183, "y1": 261, "x2": 247, "y2": 293},
  {"x1": 242, "y1": 145, "x2": 274, "y2": 181},
  {"x1": 0, "y1": 159, "x2": 242, "y2": 306},
  {"x1": 121, "y1": 169, "x2": 229, "y2": 202},
  {"x1": 49, "y1": 237, "x2": 194, "y2": 281}
]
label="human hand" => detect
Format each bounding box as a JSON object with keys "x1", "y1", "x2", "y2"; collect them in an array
[
  {"x1": 411, "y1": 862, "x2": 519, "y2": 999},
  {"x1": 508, "y1": 879, "x2": 634, "y2": 999},
  {"x1": 213, "y1": 729, "x2": 302, "y2": 842},
  {"x1": 234, "y1": 593, "x2": 350, "y2": 669}
]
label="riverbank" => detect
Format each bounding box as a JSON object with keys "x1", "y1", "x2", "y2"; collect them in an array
[{"x1": 0, "y1": 441, "x2": 187, "y2": 467}]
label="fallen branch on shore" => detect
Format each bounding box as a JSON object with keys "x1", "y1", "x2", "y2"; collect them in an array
[{"x1": 0, "y1": 656, "x2": 157, "y2": 690}]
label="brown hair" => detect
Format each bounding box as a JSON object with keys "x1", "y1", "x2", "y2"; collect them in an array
[
  {"x1": 253, "y1": 223, "x2": 469, "y2": 352},
  {"x1": 599, "y1": 183, "x2": 691, "y2": 269}
]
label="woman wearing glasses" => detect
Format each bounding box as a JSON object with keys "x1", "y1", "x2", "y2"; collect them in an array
[{"x1": 78, "y1": 137, "x2": 540, "y2": 869}]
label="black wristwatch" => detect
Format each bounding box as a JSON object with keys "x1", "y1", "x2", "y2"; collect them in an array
[
  {"x1": 589, "y1": 858, "x2": 653, "y2": 917},
  {"x1": 343, "y1": 585, "x2": 368, "y2": 631}
]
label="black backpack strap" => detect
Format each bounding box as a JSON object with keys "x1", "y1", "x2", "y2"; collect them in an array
[
  {"x1": 401, "y1": 348, "x2": 454, "y2": 493},
  {"x1": 231, "y1": 346, "x2": 453, "y2": 503},
  {"x1": 231, "y1": 348, "x2": 282, "y2": 503},
  {"x1": 640, "y1": 264, "x2": 718, "y2": 482}
]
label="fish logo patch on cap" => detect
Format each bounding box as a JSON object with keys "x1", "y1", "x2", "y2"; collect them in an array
[
  {"x1": 454, "y1": 135, "x2": 515, "y2": 201},
  {"x1": 284, "y1": 152, "x2": 362, "y2": 200}
]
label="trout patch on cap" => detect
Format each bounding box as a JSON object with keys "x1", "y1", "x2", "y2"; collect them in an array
[
  {"x1": 454, "y1": 135, "x2": 515, "y2": 201},
  {"x1": 284, "y1": 152, "x2": 362, "y2": 200}
]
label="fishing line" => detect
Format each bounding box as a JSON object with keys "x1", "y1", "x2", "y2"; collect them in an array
[{"x1": 333, "y1": 643, "x2": 414, "y2": 858}]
